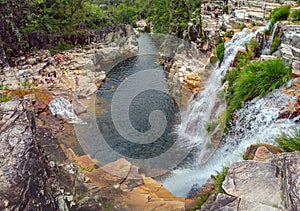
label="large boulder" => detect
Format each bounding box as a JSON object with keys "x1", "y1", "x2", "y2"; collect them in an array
[{"x1": 210, "y1": 152, "x2": 300, "y2": 210}]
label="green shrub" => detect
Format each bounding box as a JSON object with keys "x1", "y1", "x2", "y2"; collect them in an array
[
  {"x1": 212, "y1": 167, "x2": 230, "y2": 194},
  {"x1": 276, "y1": 129, "x2": 300, "y2": 152},
  {"x1": 190, "y1": 195, "x2": 210, "y2": 211},
  {"x1": 225, "y1": 59, "x2": 291, "y2": 126},
  {"x1": 239, "y1": 23, "x2": 247, "y2": 30},
  {"x1": 236, "y1": 52, "x2": 251, "y2": 69},
  {"x1": 248, "y1": 40, "x2": 260, "y2": 58},
  {"x1": 48, "y1": 43, "x2": 76, "y2": 55},
  {"x1": 215, "y1": 42, "x2": 225, "y2": 62},
  {"x1": 291, "y1": 9, "x2": 300, "y2": 21},
  {"x1": 0, "y1": 94, "x2": 13, "y2": 103},
  {"x1": 270, "y1": 36, "x2": 281, "y2": 54},
  {"x1": 270, "y1": 5, "x2": 291, "y2": 22},
  {"x1": 225, "y1": 31, "x2": 234, "y2": 38}
]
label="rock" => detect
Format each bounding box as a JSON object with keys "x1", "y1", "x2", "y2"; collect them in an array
[
  {"x1": 243, "y1": 144, "x2": 282, "y2": 161},
  {"x1": 222, "y1": 161, "x2": 284, "y2": 208},
  {"x1": 184, "y1": 71, "x2": 204, "y2": 92},
  {"x1": 271, "y1": 152, "x2": 300, "y2": 211},
  {"x1": 212, "y1": 152, "x2": 300, "y2": 210},
  {"x1": 76, "y1": 75, "x2": 98, "y2": 98},
  {"x1": 0, "y1": 98, "x2": 57, "y2": 210},
  {"x1": 253, "y1": 146, "x2": 275, "y2": 161},
  {"x1": 76, "y1": 154, "x2": 100, "y2": 169},
  {"x1": 260, "y1": 55, "x2": 277, "y2": 61},
  {"x1": 292, "y1": 61, "x2": 300, "y2": 77},
  {"x1": 279, "y1": 97, "x2": 300, "y2": 119},
  {"x1": 277, "y1": 22, "x2": 300, "y2": 66}
]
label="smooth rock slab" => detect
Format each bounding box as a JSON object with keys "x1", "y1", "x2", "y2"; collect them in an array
[
  {"x1": 222, "y1": 161, "x2": 284, "y2": 209},
  {"x1": 212, "y1": 153, "x2": 300, "y2": 210}
]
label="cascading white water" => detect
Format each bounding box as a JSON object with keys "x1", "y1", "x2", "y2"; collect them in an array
[
  {"x1": 262, "y1": 22, "x2": 279, "y2": 55},
  {"x1": 177, "y1": 26, "x2": 267, "y2": 150},
  {"x1": 162, "y1": 24, "x2": 298, "y2": 197},
  {"x1": 163, "y1": 89, "x2": 298, "y2": 197},
  {"x1": 49, "y1": 96, "x2": 86, "y2": 124}
]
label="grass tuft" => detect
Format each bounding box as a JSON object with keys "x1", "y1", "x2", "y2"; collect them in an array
[
  {"x1": 276, "y1": 129, "x2": 300, "y2": 152},
  {"x1": 225, "y1": 59, "x2": 291, "y2": 128}
]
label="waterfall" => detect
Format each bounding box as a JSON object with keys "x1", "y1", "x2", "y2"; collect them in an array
[
  {"x1": 177, "y1": 26, "x2": 267, "y2": 150},
  {"x1": 262, "y1": 22, "x2": 279, "y2": 55},
  {"x1": 161, "y1": 24, "x2": 291, "y2": 197}
]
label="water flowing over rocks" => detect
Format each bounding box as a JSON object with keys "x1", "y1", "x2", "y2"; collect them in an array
[{"x1": 209, "y1": 152, "x2": 300, "y2": 210}]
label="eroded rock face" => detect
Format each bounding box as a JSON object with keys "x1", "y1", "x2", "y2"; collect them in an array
[
  {"x1": 0, "y1": 98, "x2": 57, "y2": 210},
  {"x1": 276, "y1": 22, "x2": 300, "y2": 71},
  {"x1": 210, "y1": 152, "x2": 300, "y2": 211}
]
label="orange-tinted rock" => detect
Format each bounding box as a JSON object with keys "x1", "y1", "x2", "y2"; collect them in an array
[
  {"x1": 279, "y1": 97, "x2": 300, "y2": 119},
  {"x1": 184, "y1": 71, "x2": 204, "y2": 92},
  {"x1": 33, "y1": 90, "x2": 53, "y2": 114},
  {"x1": 253, "y1": 146, "x2": 274, "y2": 161},
  {"x1": 243, "y1": 144, "x2": 282, "y2": 161},
  {"x1": 75, "y1": 154, "x2": 100, "y2": 169}
]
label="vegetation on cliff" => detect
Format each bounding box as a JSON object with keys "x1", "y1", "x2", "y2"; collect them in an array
[
  {"x1": 224, "y1": 59, "x2": 291, "y2": 128},
  {"x1": 0, "y1": 0, "x2": 202, "y2": 61}
]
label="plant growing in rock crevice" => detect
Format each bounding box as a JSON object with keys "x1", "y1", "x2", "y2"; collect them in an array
[
  {"x1": 191, "y1": 166, "x2": 230, "y2": 210},
  {"x1": 267, "y1": 5, "x2": 291, "y2": 33},
  {"x1": 270, "y1": 36, "x2": 281, "y2": 54},
  {"x1": 276, "y1": 129, "x2": 300, "y2": 152},
  {"x1": 215, "y1": 42, "x2": 225, "y2": 63}
]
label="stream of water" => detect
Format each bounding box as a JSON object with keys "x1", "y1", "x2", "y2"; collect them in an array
[{"x1": 162, "y1": 25, "x2": 299, "y2": 197}]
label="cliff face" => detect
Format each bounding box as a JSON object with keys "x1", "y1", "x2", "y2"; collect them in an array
[
  {"x1": 0, "y1": 98, "x2": 57, "y2": 210},
  {"x1": 0, "y1": 24, "x2": 136, "y2": 68}
]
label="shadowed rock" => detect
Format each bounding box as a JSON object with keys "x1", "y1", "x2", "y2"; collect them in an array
[{"x1": 0, "y1": 98, "x2": 57, "y2": 210}]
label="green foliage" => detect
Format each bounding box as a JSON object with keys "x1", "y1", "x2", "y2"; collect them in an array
[
  {"x1": 21, "y1": 80, "x2": 37, "y2": 88},
  {"x1": 215, "y1": 42, "x2": 225, "y2": 62},
  {"x1": 190, "y1": 195, "x2": 210, "y2": 211},
  {"x1": 0, "y1": 94, "x2": 13, "y2": 103},
  {"x1": 206, "y1": 121, "x2": 218, "y2": 134},
  {"x1": 212, "y1": 167, "x2": 230, "y2": 194},
  {"x1": 225, "y1": 31, "x2": 234, "y2": 38},
  {"x1": 242, "y1": 151, "x2": 253, "y2": 160},
  {"x1": 224, "y1": 5, "x2": 229, "y2": 14},
  {"x1": 276, "y1": 129, "x2": 300, "y2": 152},
  {"x1": 81, "y1": 166, "x2": 96, "y2": 172},
  {"x1": 236, "y1": 52, "x2": 251, "y2": 69},
  {"x1": 291, "y1": 9, "x2": 300, "y2": 21},
  {"x1": 5, "y1": 48, "x2": 14, "y2": 57},
  {"x1": 102, "y1": 201, "x2": 114, "y2": 211},
  {"x1": 191, "y1": 166, "x2": 230, "y2": 210},
  {"x1": 270, "y1": 5, "x2": 291, "y2": 22},
  {"x1": 248, "y1": 40, "x2": 260, "y2": 58},
  {"x1": 270, "y1": 36, "x2": 281, "y2": 54},
  {"x1": 48, "y1": 43, "x2": 76, "y2": 55},
  {"x1": 239, "y1": 23, "x2": 247, "y2": 30},
  {"x1": 225, "y1": 59, "x2": 291, "y2": 126},
  {"x1": 0, "y1": 84, "x2": 11, "y2": 90}
]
